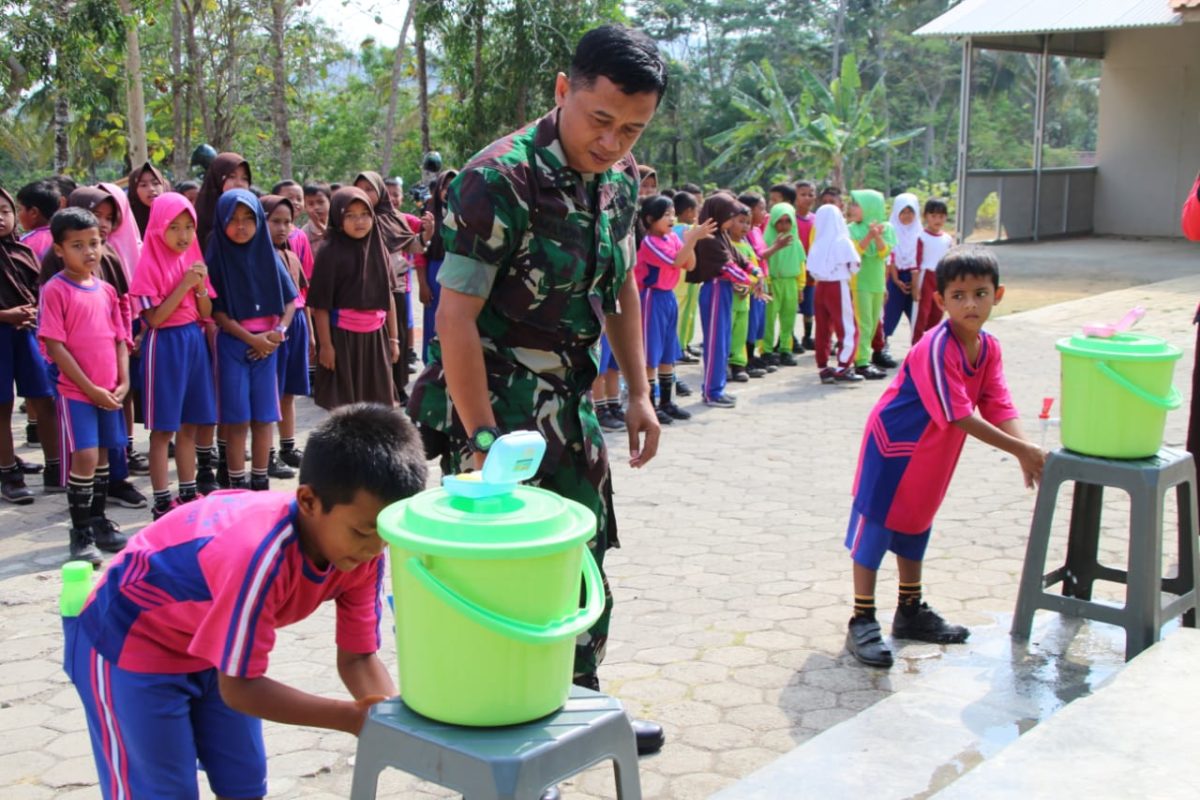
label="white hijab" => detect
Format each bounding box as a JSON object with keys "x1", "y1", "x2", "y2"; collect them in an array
[
  {"x1": 889, "y1": 193, "x2": 921, "y2": 270},
  {"x1": 806, "y1": 204, "x2": 860, "y2": 281}
]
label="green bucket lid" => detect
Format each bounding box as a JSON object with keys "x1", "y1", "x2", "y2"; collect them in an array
[
  {"x1": 1056, "y1": 332, "x2": 1182, "y2": 362},
  {"x1": 378, "y1": 483, "x2": 595, "y2": 560}
]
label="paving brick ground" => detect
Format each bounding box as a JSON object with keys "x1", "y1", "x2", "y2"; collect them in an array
[{"x1": 1, "y1": 271, "x2": 1196, "y2": 799}]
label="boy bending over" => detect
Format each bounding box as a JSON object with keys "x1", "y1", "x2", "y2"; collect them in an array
[
  {"x1": 845, "y1": 246, "x2": 1045, "y2": 667},
  {"x1": 64, "y1": 403, "x2": 427, "y2": 798}
]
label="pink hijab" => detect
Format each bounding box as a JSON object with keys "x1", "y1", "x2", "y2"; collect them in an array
[
  {"x1": 99, "y1": 182, "x2": 142, "y2": 280},
  {"x1": 129, "y1": 192, "x2": 205, "y2": 300}
]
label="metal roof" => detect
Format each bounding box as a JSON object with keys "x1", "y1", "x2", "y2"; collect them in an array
[{"x1": 915, "y1": 0, "x2": 1182, "y2": 38}]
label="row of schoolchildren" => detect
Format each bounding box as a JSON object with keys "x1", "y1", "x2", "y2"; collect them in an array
[
  {"x1": 592, "y1": 173, "x2": 955, "y2": 430},
  {"x1": 0, "y1": 156, "x2": 441, "y2": 563}
]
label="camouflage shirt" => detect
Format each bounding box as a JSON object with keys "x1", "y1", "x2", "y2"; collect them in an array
[{"x1": 409, "y1": 109, "x2": 639, "y2": 478}]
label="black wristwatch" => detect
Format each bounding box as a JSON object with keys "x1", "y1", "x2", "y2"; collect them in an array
[{"x1": 468, "y1": 426, "x2": 502, "y2": 454}]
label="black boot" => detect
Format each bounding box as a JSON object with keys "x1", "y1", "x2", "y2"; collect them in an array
[{"x1": 69, "y1": 527, "x2": 102, "y2": 565}]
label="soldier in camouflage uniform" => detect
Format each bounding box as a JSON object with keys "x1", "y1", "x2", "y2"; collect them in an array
[{"x1": 408, "y1": 25, "x2": 668, "y2": 754}]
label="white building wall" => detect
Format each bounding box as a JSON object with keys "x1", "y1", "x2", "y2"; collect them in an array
[{"x1": 1095, "y1": 24, "x2": 1200, "y2": 237}]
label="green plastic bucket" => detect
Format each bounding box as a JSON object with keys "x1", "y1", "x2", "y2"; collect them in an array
[
  {"x1": 1056, "y1": 333, "x2": 1182, "y2": 459},
  {"x1": 378, "y1": 452, "x2": 602, "y2": 726}
]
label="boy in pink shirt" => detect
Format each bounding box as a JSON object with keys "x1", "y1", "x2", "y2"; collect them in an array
[
  {"x1": 65, "y1": 404, "x2": 427, "y2": 800},
  {"x1": 844, "y1": 246, "x2": 1046, "y2": 668},
  {"x1": 38, "y1": 208, "x2": 131, "y2": 564},
  {"x1": 16, "y1": 179, "x2": 61, "y2": 260}
]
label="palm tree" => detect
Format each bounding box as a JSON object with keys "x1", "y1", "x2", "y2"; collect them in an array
[{"x1": 706, "y1": 54, "x2": 925, "y2": 188}]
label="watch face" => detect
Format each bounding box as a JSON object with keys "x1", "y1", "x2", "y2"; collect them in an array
[{"x1": 475, "y1": 430, "x2": 498, "y2": 450}]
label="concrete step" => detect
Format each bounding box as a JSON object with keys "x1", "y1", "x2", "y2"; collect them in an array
[{"x1": 711, "y1": 615, "x2": 1129, "y2": 799}]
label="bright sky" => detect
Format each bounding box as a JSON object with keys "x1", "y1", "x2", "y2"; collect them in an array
[{"x1": 305, "y1": 0, "x2": 411, "y2": 47}]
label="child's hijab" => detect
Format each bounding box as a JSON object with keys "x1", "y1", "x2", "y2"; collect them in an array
[
  {"x1": 307, "y1": 187, "x2": 392, "y2": 311},
  {"x1": 99, "y1": 181, "x2": 142, "y2": 277},
  {"x1": 889, "y1": 192, "x2": 922, "y2": 270},
  {"x1": 205, "y1": 189, "x2": 293, "y2": 320},
  {"x1": 195, "y1": 152, "x2": 252, "y2": 248},
  {"x1": 765, "y1": 202, "x2": 804, "y2": 273},
  {"x1": 424, "y1": 169, "x2": 458, "y2": 263},
  {"x1": 130, "y1": 192, "x2": 205, "y2": 300},
  {"x1": 0, "y1": 187, "x2": 40, "y2": 308},
  {"x1": 354, "y1": 170, "x2": 416, "y2": 255},
  {"x1": 806, "y1": 204, "x2": 860, "y2": 279},
  {"x1": 690, "y1": 192, "x2": 747, "y2": 284},
  {"x1": 126, "y1": 161, "x2": 167, "y2": 237},
  {"x1": 39, "y1": 187, "x2": 130, "y2": 292}
]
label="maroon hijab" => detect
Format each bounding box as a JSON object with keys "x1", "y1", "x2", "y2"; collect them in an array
[
  {"x1": 0, "y1": 187, "x2": 40, "y2": 308},
  {"x1": 126, "y1": 161, "x2": 167, "y2": 237},
  {"x1": 195, "y1": 152, "x2": 252, "y2": 248},
  {"x1": 354, "y1": 171, "x2": 416, "y2": 255},
  {"x1": 307, "y1": 188, "x2": 393, "y2": 311},
  {"x1": 689, "y1": 191, "x2": 747, "y2": 284}
]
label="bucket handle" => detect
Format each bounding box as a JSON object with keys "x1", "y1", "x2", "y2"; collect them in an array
[
  {"x1": 1094, "y1": 361, "x2": 1182, "y2": 411},
  {"x1": 404, "y1": 549, "x2": 604, "y2": 645}
]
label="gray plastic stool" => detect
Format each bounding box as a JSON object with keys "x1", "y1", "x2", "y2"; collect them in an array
[
  {"x1": 1012, "y1": 447, "x2": 1200, "y2": 660},
  {"x1": 350, "y1": 686, "x2": 642, "y2": 799}
]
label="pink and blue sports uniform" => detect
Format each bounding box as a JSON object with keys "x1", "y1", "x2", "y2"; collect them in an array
[
  {"x1": 636, "y1": 232, "x2": 683, "y2": 367},
  {"x1": 846, "y1": 319, "x2": 1018, "y2": 569},
  {"x1": 20, "y1": 226, "x2": 53, "y2": 260},
  {"x1": 38, "y1": 274, "x2": 128, "y2": 457},
  {"x1": 64, "y1": 490, "x2": 386, "y2": 800}
]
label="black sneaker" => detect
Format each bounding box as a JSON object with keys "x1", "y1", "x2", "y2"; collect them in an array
[
  {"x1": 654, "y1": 408, "x2": 674, "y2": 425},
  {"x1": 279, "y1": 447, "x2": 303, "y2": 468},
  {"x1": 2, "y1": 474, "x2": 35, "y2": 505},
  {"x1": 267, "y1": 453, "x2": 295, "y2": 479},
  {"x1": 91, "y1": 518, "x2": 130, "y2": 553},
  {"x1": 674, "y1": 379, "x2": 693, "y2": 397},
  {"x1": 686, "y1": 345, "x2": 701, "y2": 358},
  {"x1": 661, "y1": 401, "x2": 691, "y2": 421},
  {"x1": 819, "y1": 368, "x2": 838, "y2": 385},
  {"x1": 16, "y1": 456, "x2": 42, "y2": 474},
  {"x1": 43, "y1": 462, "x2": 66, "y2": 494},
  {"x1": 126, "y1": 448, "x2": 150, "y2": 475},
  {"x1": 677, "y1": 350, "x2": 698, "y2": 364},
  {"x1": 597, "y1": 408, "x2": 625, "y2": 432},
  {"x1": 779, "y1": 352, "x2": 799, "y2": 367},
  {"x1": 703, "y1": 394, "x2": 737, "y2": 409},
  {"x1": 764, "y1": 352, "x2": 781, "y2": 368},
  {"x1": 151, "y1": 498, "x2": 178, "y2": 521},
  {"x1": 891, "y1": 602, "x2": 970, "y2": 644},
  {"x1": 69, "y1": 527, "x2": 103, "y2": 565},
  {"x1": 730, "y1": 367, "x2": 750, "y2": 382},
  {"x1": 792, "y1": 339, "x2": 805, "y2": 354},
  {"x1": 802, "y1": 336, "x2": 816, "y2": 350},
  {"x1": 611, "y1": 406, "x2": 627, "y2": 424},
  {"x1": 835, "y1": 368, "x2": 864, "y2": 383},
  {"x1": 872, "y1": 349, "x2": 898, "y2": 369},
  {"x1": 196, "y1": 466, "x2": 220, "y2": 496},
  {"x1": 747, "y1": 366, "x2": 766, "y2": 378},
  {"x1": 250, "y1": 476, "x2": 270, "y2": 492},
  {"x1": 847, "y1": 617, "x2": 894, "y2": 668},
  {"x1": 25, "y1": 422, "x2": 39, "y2": 446},
  {"x1": 107, "y1": 479, "x2": 147, "y2": 509},
  {"x1": 855, "y1": 365, "x2": 888, "y2": 380}
]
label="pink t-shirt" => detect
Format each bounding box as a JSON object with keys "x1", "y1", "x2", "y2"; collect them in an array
[
  {"x1": 795, "y1": 213, "x2": 816, "y2": 255},
  {"x1": 635, "y1": 233, "x2": 683, "y2": 291},
  {"x1": 288, "y1": 228, "x2": 315, "y2": 281},
  {"x1": 20, "y1": 227, "x2": 53, "y2": 260},
  {"x1": 851, "y1": 319, "x2": 1018, "y2": 533},
  {"x1": 746, "y1": 227, "x2": 769, "y2": 277},
  {"x1": 131, "y1": 256, "x2": 217, "y2": 328},
  {"x1": 37, "y1": 274, "x2": 125, "y2": 402},
  {"x1": 78, "y1": 491, "x2": 385, "y2": 677},
  {"x1": 333, "y1": 308, "x2": 387, "y2": 333}
]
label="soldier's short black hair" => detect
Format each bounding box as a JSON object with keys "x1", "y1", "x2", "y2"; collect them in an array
[
  {"x1": 271, "y1": 179, "x2": 299, "y2": 194},
  {"x1": 174, "y1": 179, "x2": 200, "y2": 193},
  {"x1": 300, "y1": 403, "x2": 427, "y2": 509},
  {"x1": 303, "y1": 182, "x2": 332, "y2": 200},
  {"x1": 769, "y1": 183, "x2": 797, "y2": 205},
  {"x1": 925, "y1": 198, "x2": 949, "y2": 216},
  {"x1": 570, "y1": 25, "x2": 668, "y2": 103},
  {"x1": 16, "y1": 180, "x2": 61, "y2": 221},
  {"x1": 937, "y1": 245, "x2": 999, "y2": 294},
  {"x1": 50, "y1": 207, "x2": 99, "y2": 244}
]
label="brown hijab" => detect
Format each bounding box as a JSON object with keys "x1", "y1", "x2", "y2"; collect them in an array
[
  {"x1": 689, "y1": 191, "x2": 747, "y2": 284},
  {"x1": 126, "y1": 161, "x2": 167, "y2": 237},
  {"x1": 307, "y1": 188, "x2": 392, "y2": 311},
  {"x1": 0, "y1": 187, "x2": 40, "y2": 308},
  {"x1": 424, "y1": 169, "x2": 458, "y2": 263},
  {"x1": 39, "y1": 187, "x2": 130, "y2": 294},
  {"x1": 195, "y1": 152, "x2": 252, "y2": 248},
  {"x1": 354, "y1": 171, "x2": 416, "y2": 255}
]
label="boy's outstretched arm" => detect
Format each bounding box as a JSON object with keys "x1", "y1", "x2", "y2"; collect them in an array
[
  {"x1": 954, "y1": 413, "x2": 1046, "y2": 488},
  {"x1": 217, "y1": 672, "x2": 385, "y2": 736},
  {"x1": 337, "y1": 647, "x2": 397, "y2": 701}
]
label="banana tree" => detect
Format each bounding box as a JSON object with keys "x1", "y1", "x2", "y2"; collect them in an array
[{"x1": 707, "y1": 53, "x2": 925, "y2": 188}]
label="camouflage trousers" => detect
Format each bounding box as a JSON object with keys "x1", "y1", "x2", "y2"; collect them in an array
[{"x1": 425, "y1": 429, "x2": 617, "y2": 686}]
